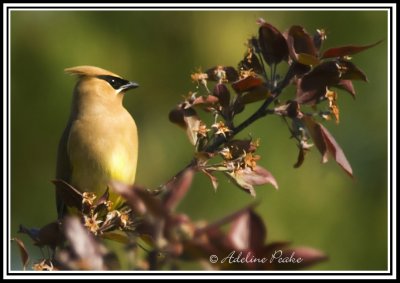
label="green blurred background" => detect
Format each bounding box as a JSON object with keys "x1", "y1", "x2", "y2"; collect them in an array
[{"x1": 10, "y1": 10, "x2": 388, "y2": 270}]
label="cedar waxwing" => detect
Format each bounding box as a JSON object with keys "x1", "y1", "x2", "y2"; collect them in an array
[{"x1": 56, "y1": 66, "x2": 139, "y2": 218}]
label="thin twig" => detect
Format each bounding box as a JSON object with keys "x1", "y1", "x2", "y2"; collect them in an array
[{"x1": 204, "y1": 81, "x2": 287, "y2": 153}]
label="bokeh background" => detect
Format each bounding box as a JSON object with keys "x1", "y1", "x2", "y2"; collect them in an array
[{"x1": 10, "y1": 10, "x2": 388, "y2": 270}]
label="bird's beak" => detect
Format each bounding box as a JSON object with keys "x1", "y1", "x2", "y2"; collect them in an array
[{"x1": 120, "y1": 81, "x2": 139, "y2": 92}]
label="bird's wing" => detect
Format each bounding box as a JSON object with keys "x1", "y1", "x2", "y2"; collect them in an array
[{"x1": 55, "y1": 120, "x2": 73, "y2": 218}]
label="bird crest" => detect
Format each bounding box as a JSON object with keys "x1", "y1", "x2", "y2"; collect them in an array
[{"x1": 64, "y1": 65, "x2": 121, "y2": 78}]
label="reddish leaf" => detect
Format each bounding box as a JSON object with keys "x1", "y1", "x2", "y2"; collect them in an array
[
  {"x1": 36, "y1": 222, "x2": 63, "y2": 250},
  {"x1": 336, "y1": 80, "x2": 356, "y2": 98},
  {"x1": 12, "y1": 238, "x2": 29, "y2": 270},
  {"x1": 109, "y1": 181, "x2": 168, "y2": 217},
  {"x1": 302, "y1": 116, "x2": 329, "y2": 163},
  {"x1": 226, "y1": 166, "x2": 278, "y2": 197},
  {"x1": 232, "y1": 75, "x2": 264, "y2": 93},
  {"x1": 168, "y1": 108, "x2": 186, "y2": 128},
  {"x1": 96, "y1": 188, "x2": 109, "y2": 205},
  {"x1": 295, "y1": 82, "x2": 326, "y2": 105},
  {"x1": 62, "y1": 217, "x2": 104, "y2": 270},
  {"x1": 320, "y1": 124, "x2": 353, "y2": 177},
  {"x1": 297, "y1": 60, "x2": 366, "y2": 105},
  {"x1": 321, "y1": 40, "x2": 382, "y2": 59},
  {"x1": 240, "y1": 84, "x2": 271, "y2": 104},
  {"x1": 286, "y1": 25, "x2": 319, "y2": 65},
  {"x1": 19, "y1": 222, "x2": 63, "y2": 250},
  {"x1": 338, "y1": 60, "x2": 368, "y2": 82},
  {"x1": 213, "y1": 83, "x2": 230, "y2": 107},
  {"x1": 52, "y1": 179, "x2": 83, "y2": 210},
  {"x1": 301, "y1": 61, "x2": 341, "y2": 91},
  {"x1": 192, "y1": 95, "x2": 219, "y2": 107},
  {"x1": 285, "y1": 61, "x2": 311, "y2": 81},
  {"x1": 228, "y1": 210, "x2": 266, "y2": 251},
  {"x1": 162, "y1": 167, "x2": 195, "y2": 211},
  {"x1": 293, "y1": 147, "x2": 306, "y2": 168},
  {"x1": 258, "y1": 20, "x2": 289, "y2": 65},
  {"x1": 296, "y1": 61, "x2": 342, "y2": 105},
  {"x1": 303, "y1": 116, "x2": 353, "y2": 177}
]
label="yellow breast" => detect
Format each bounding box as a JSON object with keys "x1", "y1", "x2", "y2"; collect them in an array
[{"x1": 67, "y1": 112, "x2": 138, "y2": 205}]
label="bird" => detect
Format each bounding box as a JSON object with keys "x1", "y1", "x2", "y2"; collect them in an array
[{"x1": 56, "y1": 66, "x2": 139, "y2": 218}]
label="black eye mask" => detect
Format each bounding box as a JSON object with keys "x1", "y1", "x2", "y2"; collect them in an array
[{"x1": 97, "y1": 75, "x2": 130, "y2": 90}]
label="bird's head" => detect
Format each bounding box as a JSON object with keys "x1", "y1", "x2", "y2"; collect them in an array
[{"x1": 65, "y1": 66, "x2": 139, "y2": 113}]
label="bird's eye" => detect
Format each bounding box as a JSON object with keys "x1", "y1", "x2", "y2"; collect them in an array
[{"x1": 97, "y1": 75, "x2": 129, "y2": 90}]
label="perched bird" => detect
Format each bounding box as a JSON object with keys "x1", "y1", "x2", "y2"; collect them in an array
[{"x1": 56, "y1": 66, "x2": 139, "y2": 218}]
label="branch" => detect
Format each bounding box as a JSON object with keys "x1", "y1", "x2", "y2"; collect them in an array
[{"x1": 205, "y1": 83, "x2": 286, "y2": 153}]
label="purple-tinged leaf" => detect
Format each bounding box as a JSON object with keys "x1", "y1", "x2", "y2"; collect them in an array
[
  {"x1": 258, "y1": 20, "x2": 289, "y2": 65},
  {"x1": 195, "y1": 202, "x2": 259, "y2": 237},
  {"x1": 226, "y1": 166, "x2": 278, "y2": 197},
  {"x1": 301, "y1": 61, "x2": 341, "y2": 91},
  {"x1": 335, "y1": 80, "x2": 356, "y2": 98},
  {"x1": 320, "y1": 124, "x2": 353, "y2": 177},
  {"x1": 286, "y1": 25, "x2": 319, "y2": 65},
  {"x1": 192, "y1": 95, "x2": 219, "y2": 107},
  {"x1": 52, "y1": 179, "x2": 83, "y2": 210},
  {"x1": 213, "y1": 83, "x2": 231, "y2": 107},
  {"x1": 96, "y1": 188, "x2": 109, "y2": 206},
  {"x1": 321, "y1": 40, "x2": 382, "y2": 59},
  {"x1": 240, "y1": 84, "x2": 271, "y2": 104},
  {"x1": 61, "y1": 217, "x2": 105, "y2": 270},
  {"x1": 12, "y1": 238, "x2": 29, "y2": 270},
  {"x1": 36, "y1": 222, "x2": 63, "y2": 250},
  {"x1": 294, "y1": 147, "x2": 306, "y2": 168},
  {"x1": 110, "y1": 181, "x2": 167, "y2": 217},
  {"x1": 232, "y1": 75, "x2": 264, "y2": 94},
  {"x1": 302, "y1": 116, "x2": 329, "y2": 163},
  {"x1": 228, "y1": 210, "x2": 266, "y2": 251},
  {"x1": 338, "y1": 60, "x2": 368, "y2": 82},
  {"x1": 169, "y1": 108, "x2": 187, "y2": 129},
  {"x1": 162, "y1": 167, "x2": 195, "y2": 211},
  {"x1": 303, "y1": 116, "x2": 353, "y2": 177}
]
